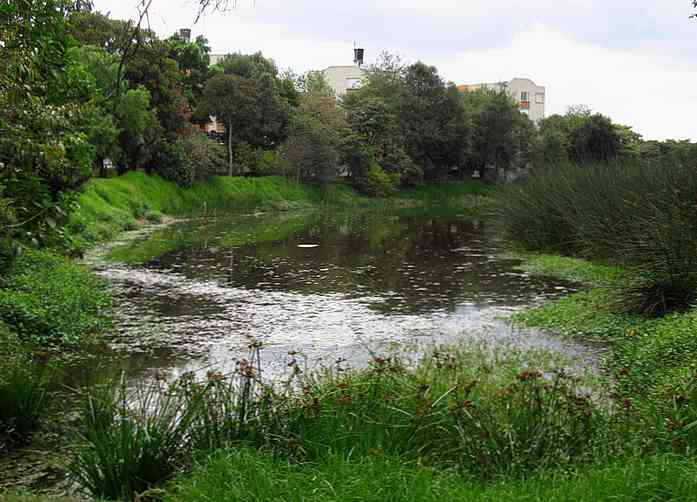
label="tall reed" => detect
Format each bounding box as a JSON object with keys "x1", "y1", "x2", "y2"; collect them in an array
[{"x1": 496, "y1": 161, "x2": 697, "y2": 315}]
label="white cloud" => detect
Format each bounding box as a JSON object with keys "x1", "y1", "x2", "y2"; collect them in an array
[
  {"x1": 93, "y1": 0, "x2": 697, "y2": 140},
  {"x1": 440, "y1": 24, "x2": 697, "y2": 140}
]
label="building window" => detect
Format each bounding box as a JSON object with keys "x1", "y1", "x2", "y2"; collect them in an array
[
  {"x1": 346, "y1": 78, "x2": 362, "y2": 90},
  {"x1": 520, "y1": 91, "x2": 529, "y2": 102},
  {"x1": 535, "y1": 93, "x2": 545, "y2": 104}
]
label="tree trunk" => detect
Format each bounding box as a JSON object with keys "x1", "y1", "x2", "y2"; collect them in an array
[
  {"x1": 97, "y1": 156, "x2": 106, "y2": 178},
  {"x1": 227, "y1": 120, "x2": 233, "y2": 177}
]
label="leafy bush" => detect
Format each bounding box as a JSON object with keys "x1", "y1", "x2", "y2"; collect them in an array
[
  {"x1": 256, "y1": 150, "x2": 290, "y2": 176},
  {"x1": 355, "y1": 163, "x2": 399, "y2": 197},
  {"x1": 182, "y1": 132, "x2": 227, "y2": 180},
  {"x1": 0, "y1": 249, "x2": 111, "y2": 347},
  {"x1": 150, "y1": 140, "x2": 194, "y2": 188},
  {"x1": 497, "y1": 162, "x2": 697, "y2": 316},
  {"x1": 233, "y1": 142, "x2": 260, "y2": 175},
  {"x1": 0, "y1": 322, "x2": 50, "y2": 450}
]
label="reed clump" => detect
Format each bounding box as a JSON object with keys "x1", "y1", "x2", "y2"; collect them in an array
[
  {"x1": 69, "y1": 345, "x2": 609, "y2": 499},
  {"x1": 496, "y1": 161, "x2": 697, "y2": 316}
]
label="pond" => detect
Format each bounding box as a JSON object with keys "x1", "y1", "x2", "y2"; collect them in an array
[{"x1": 89, "y1": 208, "x2": 599, "y2": 383}]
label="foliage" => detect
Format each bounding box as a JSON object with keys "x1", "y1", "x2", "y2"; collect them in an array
[
  {"x1": 149, "y1": 139, "x2": 194, "y2": 187},
  {"x1": 0, "y1": 1, "x2": 105, "y2": 251},
  {"x1": 355, "y1": 163, "x2": 399, "y2": 197},
  {"x1": 497, "y1": 161, "x2": 697, "y2": 316},
  {"x1": 282, "y1": 88, "x2": 350, "y2": 183},
  {"x1": 214, "y1": 51, "x2": 298, "y2": 107},
  {"x1": 125, "y1": 39, "x2": 190, "y2": 145},
  {"x1": 197, "y1": 72, "x2": 288, "y2": 175},
  {"x1": 284, "y1": 120, "x2": 342, "y2": 184},
  {"x1": 69, "y1": 344, "x2": 612, "y2": 498},
  {"x1": 538, "y1": 107, "x2": 632, "y2": 165},
  {"x1": 182, "y1": 131, "x2": 227, "y2": 179},
  {"x1": 0, "y1": 249, "x2": 111, "y2": 348},
  {"x1": 69, "y1": 376, "x2": 200, "y2": 500},
  {"x1": 0, "y1": 322, "x2": 50, "y2": 450},
  {"x1": 467, "y1": 89, "x2": 533, "y2": 178},
  {"x1": 166, "y1": 451, "x2": 697, "y2": 502},
  {"x1": 165, "y1": 34, "x2": 212, "y2": 109},
  {"x1": 641, "y1": 139, "x2": 697, "y2": 166}
]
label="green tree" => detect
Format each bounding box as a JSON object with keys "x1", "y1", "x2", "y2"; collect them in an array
[
  {"x1": 215, "y1": 52, "x2": 299, "y2": 107},
  {"x1": 197, "y1": 74, "x2": 264, "y2": 175},
  {"x1": 569, "y1": 114, "x2": 620, "y2": 163},
  {"x1": 469, "y1": 90, "x2": 521, "y2": 178},
  {"x1": 1, "y1": 0, "x2": 97, "y2": 249},
  {"x1": 125, "y1": 40, "x2": 190, "y2": 142},
  {"x1": 165, "y1": 34, "x2": 212, "y2": 109}
]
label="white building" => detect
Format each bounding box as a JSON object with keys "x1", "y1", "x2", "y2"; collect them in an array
[
  {"x1": 322, "y1": 48, "x2": 367, "y2": 98},
  {"x1": 458, "y1": 78, "x2": 546, "y2": 122},
  {"x1": 322, "y1": 65, "x2": 367, "y2": 97}
]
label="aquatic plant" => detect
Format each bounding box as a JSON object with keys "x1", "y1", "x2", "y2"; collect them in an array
[
  {"x1": 69, "y1": 344, "x2": 609, "y2": 498},
  {"x1": 496, "y1": 161, "x2": 697, "y2": 316}
]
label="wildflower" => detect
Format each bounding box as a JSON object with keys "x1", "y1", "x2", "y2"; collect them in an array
[
  {"x1": 518, "y1": 371, "x2": 543, "y2": 382},
  {"x1": 206, "y1": 371, "x2": 225, "y2": 383}
]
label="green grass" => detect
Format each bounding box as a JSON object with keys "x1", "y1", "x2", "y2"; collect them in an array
[
  {"x1": 66, "y1": 173, "x2": 361, "y2": 253},
  {"x1": 105, "y1": 211, "x2": 321, "y2": 265},
  {"x1": 515, "y1": 253, "x2": 697, "y2": 454},
  {"x1": 66, "y1": 172, "x2": 489, "y2": 256},
  {"x1": 69, "y1": 344, "x2": 617, "y2": 499},
  {"x1": 166, "y1": 450, "x2": 697, "y2": 502},
  {"x1": 0, "y1": 322, "x2": 51, "y2": 449},
  {"x1": 0, "y1": 249, "x2": 111, "y2": 348},
  {"x1": 513, "y1": 253, "x2": 629, "y2": 287}
]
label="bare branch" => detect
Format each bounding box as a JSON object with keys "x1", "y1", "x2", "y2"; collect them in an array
[
  {"x1": 114, "y1": 0, "x2": 154, "y2": 100},
  {"x1": 195, "y1": 0, "x2": 254, "y2": 24}
]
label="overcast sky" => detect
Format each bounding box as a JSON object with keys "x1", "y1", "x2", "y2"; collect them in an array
[{"x1": 93, "y1": 0, "x2": 697, "y2": 141}]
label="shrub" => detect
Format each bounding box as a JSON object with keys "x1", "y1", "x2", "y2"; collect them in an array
[
  {"x1": 0, "y1": 249, "x2": 111, "y2": 347},
  {"x1": 70, "y1": 377, "x2": 199, "y2": 500},
  {"x1": 354, "y1": 163, "x2": 399, "y2": 197},
  {"x1": 0, "y1": 322, "x2": 50, "y2": 450},
  {"x1": 256, "y1": 150, "x2": 290, "y2": 176},
  {"x1": 182, "y1": 132, "x2": 227, "y2": 180},
  {"x1": 150, "y1": 140, "x2": 194, "y2": 188},
  {"x1": 233, "y1": 142, "x2": 260, "y2": 175}
]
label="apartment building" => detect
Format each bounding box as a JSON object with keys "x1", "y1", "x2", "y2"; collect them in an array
[
  {"x1": 458, "y1": 78, "x2": 546, "y2": 122},
  {"x1": 322, "y1": 48, "x2": 367, "y2": 98}
]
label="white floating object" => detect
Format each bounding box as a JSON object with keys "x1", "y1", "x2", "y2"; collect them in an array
[{"x1": 297, "y1": 244, "x2": 319, "y2": 248}]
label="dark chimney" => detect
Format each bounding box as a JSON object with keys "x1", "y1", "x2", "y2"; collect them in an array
[{"x1": 354, "y1": 48, "x2": 365, "y2": 67}]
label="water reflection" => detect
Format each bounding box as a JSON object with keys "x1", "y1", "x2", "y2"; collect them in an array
[{"x1": 93, "y1": 209, "x2": 597, "y2": 382}]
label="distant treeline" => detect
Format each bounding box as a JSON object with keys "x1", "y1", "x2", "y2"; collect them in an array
[{"x1": 1, "y1": 1, "x2": 696, "y2": 262}]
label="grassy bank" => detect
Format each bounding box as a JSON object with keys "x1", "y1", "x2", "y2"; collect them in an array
[
  {"x1": 496, "y1": 161, "x2": 697, "y2": 316},
  {"x1": 166, "y1": 450, "x2": 697, "y2": 502},
  {"x1": 66, "y1": 173, "x2": 362, "y2": 254},
  {"x1": 514, "y1": 253, "x2": 697, "y2": 449},
  {"x1": 67, "y1": 173, "x2": 488, "y2": 254},
  {"x1": 48, "y1": 339, "x2": 697, "y2": 501}
]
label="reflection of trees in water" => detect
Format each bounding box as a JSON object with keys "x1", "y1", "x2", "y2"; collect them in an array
[{"x1": 147, "y1": 211, "x2": 572, "y2": 315}]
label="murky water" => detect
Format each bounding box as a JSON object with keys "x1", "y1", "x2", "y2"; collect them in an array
[{"x1": 90, "y1": 208, "x2": 599, "y2": 382}]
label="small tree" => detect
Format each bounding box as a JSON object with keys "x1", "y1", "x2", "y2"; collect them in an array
[{"x1": 197, "y1": 73, "x2": 261, "y2": 176}]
